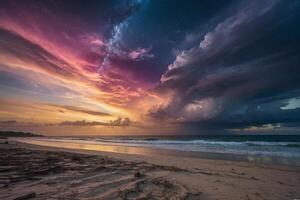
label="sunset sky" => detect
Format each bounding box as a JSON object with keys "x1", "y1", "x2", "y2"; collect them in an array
[{"x1": 0, "y1": 0, "x2": 300, "y2": 135}]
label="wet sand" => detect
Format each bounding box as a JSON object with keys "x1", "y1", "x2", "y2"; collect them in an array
[{"x1": 0, "y1": 141, "x2": 299, "y2": 200}]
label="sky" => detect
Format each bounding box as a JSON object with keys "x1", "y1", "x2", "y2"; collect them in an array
[{"x1": 0, "y1": 0, "x2": 300, "y2": 135}]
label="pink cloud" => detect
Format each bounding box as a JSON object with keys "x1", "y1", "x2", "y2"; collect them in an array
[
  {"x1": 80, "y1": 33, "x2": 106, "y2": 48},
  {"x1": 128, "y1": 47, "x2": 154, "y2": 61}
]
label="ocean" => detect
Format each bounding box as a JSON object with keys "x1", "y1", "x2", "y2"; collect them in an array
[{"x1": 63, "y1": 135, "x2": 300, "y2": 157}]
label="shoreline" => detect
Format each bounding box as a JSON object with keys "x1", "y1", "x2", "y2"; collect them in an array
[
  {"x1": 0, "y1": 141, "x2": 300, "y2": 199},
  {"x1": 13, "y1": 139, "x2": 300, "y2": 172},
  {"x1": 14, "y1": 137, "x2": 300, "y2": 167}
]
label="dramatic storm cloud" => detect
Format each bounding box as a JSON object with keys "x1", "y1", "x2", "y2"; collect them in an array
[
  {"x1": 151, "y1": 0, "x2": 300, "y2": 132},
  {"x1": 0, "y1": 0, "x2": 299, "y2": 135}
]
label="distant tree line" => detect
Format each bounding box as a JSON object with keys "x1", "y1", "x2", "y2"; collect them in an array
[{"x1": 0, "y1": 131, "x2": 43, "y2": 138}]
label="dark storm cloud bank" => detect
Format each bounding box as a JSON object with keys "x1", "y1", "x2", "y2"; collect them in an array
[{"x1": 151, "y1": 0, "x2": 300, "y2": 131}]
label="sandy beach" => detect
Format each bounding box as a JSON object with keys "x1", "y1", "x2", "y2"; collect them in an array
[{"x1": 0, "y1": 141, "x2": 299, "y2": 200}]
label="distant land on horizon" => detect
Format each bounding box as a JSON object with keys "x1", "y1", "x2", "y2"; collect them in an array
[{"x1": 0, "y1": 131, "x2": 43, "y2": 138}]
